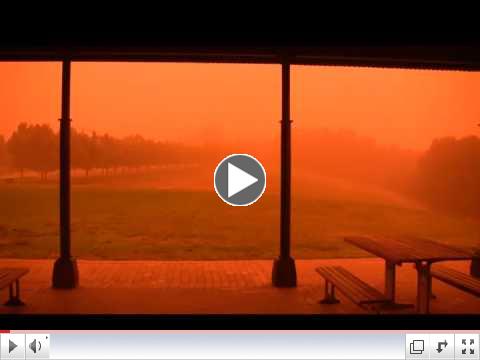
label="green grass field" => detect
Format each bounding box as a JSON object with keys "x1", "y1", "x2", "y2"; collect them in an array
[{"x1": 0, "y1": 171, "x2": 478, "y2": 260}]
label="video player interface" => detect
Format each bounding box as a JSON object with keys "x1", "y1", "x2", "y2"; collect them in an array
[
  {"x1": 0, "y1": 30, "x2": 479, "y2": 360},
  {"x1": 0, "y1": 331, "x2": 478, "y2": 360}
]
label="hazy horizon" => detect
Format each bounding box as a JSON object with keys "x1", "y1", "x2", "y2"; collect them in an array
[{"x1": 1, "y1": 62, "x2": 479, "y2": 151}]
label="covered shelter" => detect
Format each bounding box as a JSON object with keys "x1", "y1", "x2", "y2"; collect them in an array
[{"x1": 1, "y1": 34, "x2": 479, "y2": 289}]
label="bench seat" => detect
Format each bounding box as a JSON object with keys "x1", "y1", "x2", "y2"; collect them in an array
[
  {"x1": 0, "y1": 268, "x2": 29, "y2": 306},
  {"x1": 316, "y1": 266, "x2": 389, "y2": 312},
  {"x1": 431, "y1": 265, "x2": 480, "y2": 297}
]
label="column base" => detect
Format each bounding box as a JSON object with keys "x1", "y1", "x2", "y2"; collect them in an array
[
  {"x1": 272, "y1": 256, "x2": 297, "y2": 287},
  {"x1": 52, "y1": 257, "x2": 79, "y2": 289}
]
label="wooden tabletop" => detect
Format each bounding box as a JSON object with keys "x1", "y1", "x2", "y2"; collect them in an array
[{"x1": 344, "y1": 235, "x2": 474, "y2": 264}]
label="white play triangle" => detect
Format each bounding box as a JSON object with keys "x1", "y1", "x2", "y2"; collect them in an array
[{"x1": 228, "y1": 162, "x2": 258, "y2": 198}]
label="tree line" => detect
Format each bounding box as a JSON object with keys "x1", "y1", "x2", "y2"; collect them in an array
[
  {"x1": 412, "y1": 135, "x2": 480, "y2": 217},
  {"x1": 1, "y1": 122, "x2": 479, "y2": 217},
  {"x1": 278, "y1": 128, "x2": 480, "y2": 217},
  {"x1": 0, "y1": 123, "x2": 196, "y2": 178}
]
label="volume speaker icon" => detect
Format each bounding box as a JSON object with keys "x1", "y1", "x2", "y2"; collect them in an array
[{"x1": 29, "y1": 339, "x2": 42, "y2": 354}]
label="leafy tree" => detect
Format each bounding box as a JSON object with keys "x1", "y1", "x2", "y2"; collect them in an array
[
  {"x1": 98, "y1": 134, "x2": 117, "y2": 174},
  {"x1": 6, "y1": 122, "x2": 205, "y2": 179},
  {"x1": 72, "y1": 130, "x2": 97, "y2": 176},
  {"x1": 7, "y1": 123, "x2": 31, "y2": 177},
  {"x1": 27, "y1": 124, "x2": 58, "y2": 179},
  {"x1": 0, "y1": 135, "x2": 7, "y2": 168},
  {"x1": 7, "y1": 123, "x2": 58, "y2": 179},
  {"x1": 414, "y1": 136, "x2": 480, "y2": 216}
]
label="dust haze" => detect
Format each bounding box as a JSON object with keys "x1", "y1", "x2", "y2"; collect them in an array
[{"x1": 0, "y1": 63, "x2": 479, "y2": 260}]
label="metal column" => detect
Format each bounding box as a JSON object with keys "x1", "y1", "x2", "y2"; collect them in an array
[
  {"x1": 272, "y1": 61, "x2": 297, "y2": 287},
  {"x1": 52, "y1": 59, "x2": 79, "y2": 289}
]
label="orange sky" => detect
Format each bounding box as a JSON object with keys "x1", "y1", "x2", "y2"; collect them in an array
[{"x1": 0, "y1": 62, "x2": 479, "y2": 150}]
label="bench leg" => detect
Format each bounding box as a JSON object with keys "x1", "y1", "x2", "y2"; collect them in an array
[
  {"x1": 320, "y1": 281, "x2": 340, "y2": 304},
  {"x1": 4, "y1": 280, "x2": 25, "y2": 306},
  {"x1": 429, "y1": 279, "x2": 437, "y2": 300},
  {"x1": 363, "y1": 303, "x2": 383, "y2": 315}
]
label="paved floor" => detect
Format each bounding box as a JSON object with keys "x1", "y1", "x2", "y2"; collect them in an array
[{"x1": 0, "y1": 258, "x2": 478, "y2": 314}]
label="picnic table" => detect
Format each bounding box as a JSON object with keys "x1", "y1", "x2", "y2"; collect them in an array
[{"x1": 344, "y1": 235, "x2": 473, "y2": 314}]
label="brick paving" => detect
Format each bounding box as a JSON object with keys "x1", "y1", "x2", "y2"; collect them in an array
[{"x1": 0, "y1": 258, "x2": 478, "y2": 314}]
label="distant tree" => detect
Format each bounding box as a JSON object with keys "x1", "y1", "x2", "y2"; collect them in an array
[
  {"x1": 90, "y1": 131, "x2": 100, "y2": 172},
  {"x1": 72, "y1": 129, "x2": 97, "y2": 176},
  {"x1": 7, "y1": 123, "x2": 58, "y2": 179},
  {"x1": 122, "y1": 135, "x2": 151, "y2": 170},
  {"x1": 7, "y1": 123, "x2": 31, "y2": 177},
  {"x1": 414, "y1": 136, "x2": 480, "y2": 216},
  {"x1": 0, "y1": 135, "x2": 7, "y2": 168},
  {"x1": 291, "y1": 127, "x2": 419, "y2": 190},
  {"x1": 97, "y1": 134, "x2": 121, "y2": 175},
  {"x1": 28, "y1": 124, "x2": 58, "y2": 179},
  {"x1": 7, "y1": 122, "x2": 207, "y2": 179}
]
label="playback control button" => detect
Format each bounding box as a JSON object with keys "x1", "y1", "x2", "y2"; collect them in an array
[{"x1": 25, "y1": 334, "x2": 50, "y2": 359}]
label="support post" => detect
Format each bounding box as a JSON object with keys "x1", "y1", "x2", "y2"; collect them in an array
[
  {"x1": 381, "y1": 261, "x2": 415, "y2": 310},
  {"x1": 52, "y1": 59, "x2": 79, "y2": 289},
  {"x1": 272, "y1": 61, "x2": 297, "y2": 287}
]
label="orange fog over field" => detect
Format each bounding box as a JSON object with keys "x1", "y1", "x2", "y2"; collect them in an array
[
  {"x1": 1, "y1": 60, "x2": 480, "y2": 315},
  {"x1": 0, "y1": 62, "x2": 479, "y2": 150}
]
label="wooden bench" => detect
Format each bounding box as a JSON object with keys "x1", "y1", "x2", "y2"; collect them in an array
[
  {"x1": 316, "y1": 266, "x2": 389, "y2": 313},
  {"x1": 431, "y1": 265, "x2": 480, "y2": 297},
  {"x1": 0, "y1": 268, "x2": 29, "y2": 306}
]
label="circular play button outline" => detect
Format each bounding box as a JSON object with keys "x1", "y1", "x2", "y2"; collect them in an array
[{"x1": 214, "y1": 153, "x2": 267, "y2": 206}]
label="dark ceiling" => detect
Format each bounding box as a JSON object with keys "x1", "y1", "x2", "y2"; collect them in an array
[{"x1": 1, "y1": 32, "x2": 479, "y2": 71}]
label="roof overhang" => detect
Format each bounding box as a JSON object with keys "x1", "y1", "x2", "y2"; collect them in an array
[{"x1": 1, "y1": 36, "x2": 479, "y2": 71}]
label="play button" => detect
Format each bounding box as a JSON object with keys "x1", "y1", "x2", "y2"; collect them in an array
[
  {"x1": 9, "y1": 340, "x2": 17, "y2": 353},
  {"x1": 1, "y1": 334, "x2": 25, "y2": 359},
  {"x1": 227, "y1": 163, "x2": 258, "y2": 198},
  {"x1": 214, "y1": 154, "x2": 266, "y2": 206}
]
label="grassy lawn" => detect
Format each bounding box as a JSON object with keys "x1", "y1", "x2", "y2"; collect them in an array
[{"x1": 0, "y1": 173, "x2": 478, "y2": 260}]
